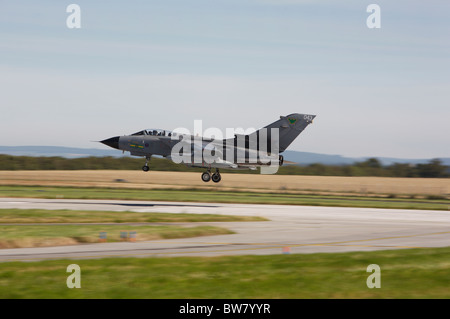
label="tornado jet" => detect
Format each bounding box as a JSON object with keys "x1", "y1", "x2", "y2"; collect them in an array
[{"x1": 100, "y1": 113, "x2": 316, "y2": 183}]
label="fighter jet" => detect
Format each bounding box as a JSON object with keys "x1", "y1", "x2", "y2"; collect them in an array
[{"x1": 100, "y1": 113, "x2": 316, "y2": 183}]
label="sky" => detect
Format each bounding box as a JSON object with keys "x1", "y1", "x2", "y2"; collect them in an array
[{"x1": 0, "y1": 0, "x2": 449, "y2": 158}]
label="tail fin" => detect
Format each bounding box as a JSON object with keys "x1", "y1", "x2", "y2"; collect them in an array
[
  {"x1": 263, "y1": 113, "x2": 316, "y2": 153},
  {"x1": 231, "y1": 113, "x2": 316, "y2": 155}
]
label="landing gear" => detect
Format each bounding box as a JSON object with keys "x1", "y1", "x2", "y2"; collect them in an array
[
  {"x1": 142, "y1": 156, "x2": 151, "y2": 172},
  {"x1": 279, "y1": 155, "x2": 284, "y2": 166},
  {"x1": 212, "y1": 171, "x2": 221, "y2": 183},
  {"x1": 201, "y1": 171, "x2": 211, "y2": 182},
  {"x1": 201, "y1": 169, "x2": 221, "y2": 183}
]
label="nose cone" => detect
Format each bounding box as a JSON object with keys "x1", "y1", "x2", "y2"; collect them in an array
[{"x1": 100, "y1": 136, "x2": 120, "y2": 150}]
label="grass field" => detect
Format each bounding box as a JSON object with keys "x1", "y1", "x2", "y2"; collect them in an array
[
  {"x1": 0, "y1": 224, "x2": 233, "y2": 248},
  {"x1": 0, "y1": 247, "x2": 448, "y2": 298},
  {"x1": 0, "y1": 170, "x2": 448, "y2": 196},
  {"x1": 0, "y1": 209, "x2": 266, "y2": 248},
  {"x1": 0, "y1": 185, "x2": 448, "y2": 210},
  {"x1": 0, "y1": 172, "x2": 448, "y2": 299},
  {"x1": 0, "y1": 209, "x2": 266, "y2": 224}
]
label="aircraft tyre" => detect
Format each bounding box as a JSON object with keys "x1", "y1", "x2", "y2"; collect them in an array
[
  {"x1": 201, "y1": 172, "x2": 211, "y2": 182},
  {"x1": 212, "y1": 173, "x2": 221, "y2": 183},
  {"x1": 142, "y1": 165, "x2": 149, "y2": 172}
]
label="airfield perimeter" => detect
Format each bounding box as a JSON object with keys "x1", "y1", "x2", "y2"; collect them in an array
[
  {"x1": 0, "y1": 170, "x2": 449, "y2": 196},
  {"x1": 0, "y1": 170, "x2": 449, "y2": 261},
  {"x1": 0, "y1": 198, "x2": 449, "y2": 261}
]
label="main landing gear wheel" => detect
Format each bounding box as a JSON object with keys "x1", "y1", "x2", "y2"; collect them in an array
[
  {"x1": 212, "y1": 172, "x2": 221, "y2": 183},
  {"x1": 201, "y1": 171, "x2": 211, "y2": 182},
  {"x1": 201, "y1": 169, "x2": 221, "y2": 183}
]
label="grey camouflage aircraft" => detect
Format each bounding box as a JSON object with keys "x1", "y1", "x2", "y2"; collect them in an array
[{"x1": 100, "y1": 113, "x2": 316, "y2": 183}]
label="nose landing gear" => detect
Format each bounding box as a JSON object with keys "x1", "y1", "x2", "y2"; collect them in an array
[{"x1": 142, "y1": 156, "x2": 151, "y2": 172}]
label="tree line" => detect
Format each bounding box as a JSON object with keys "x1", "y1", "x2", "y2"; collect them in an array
[{"x1": 0, "y1": 155, "x2": 448, "y2": 178}]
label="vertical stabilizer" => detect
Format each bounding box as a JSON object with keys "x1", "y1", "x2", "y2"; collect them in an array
[{"x1": 263, "y1": 113, "x2": 316, "y2": 153}]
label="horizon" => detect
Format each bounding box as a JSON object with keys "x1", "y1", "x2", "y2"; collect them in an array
[{"x1": 1, "y1": 145, "x2": 448, "y2": 163}]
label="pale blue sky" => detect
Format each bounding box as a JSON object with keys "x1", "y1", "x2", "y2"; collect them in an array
[{"x1": 1, "y1": 1, "x2": 449, "y2": 158}]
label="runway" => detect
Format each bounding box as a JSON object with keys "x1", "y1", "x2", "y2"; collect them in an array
[{"x1": 0, "y1": 198, "x2": 449, "y2": 261}]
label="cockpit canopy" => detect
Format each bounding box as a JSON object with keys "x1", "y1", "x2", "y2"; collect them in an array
[{"x1": 131, "y1": 129, "x2": 175, "y2": 137}]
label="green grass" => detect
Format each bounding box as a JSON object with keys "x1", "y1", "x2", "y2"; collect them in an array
[
  {"x1": 0, "y1": 224, "x2": 233, "y2": 248},
  {"x1": 0, "y1": 209, "x2": 266, "y2": 248},
  {"x1": 0, "y1": 209, "x2": 266, "y2": 223},
  {"x1": 0, "y1": 185, "x2": 448, "y2": 210},
  {"x1": 0, "y1": 247, "x2": 448, "y2": 298}
]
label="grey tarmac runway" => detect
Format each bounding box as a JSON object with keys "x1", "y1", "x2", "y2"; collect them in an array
[{"x1": 0, "y1": 198, "x2": 449, "y2": 261}]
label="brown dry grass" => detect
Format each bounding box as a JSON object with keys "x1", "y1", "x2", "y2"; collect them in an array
[
  {"x1": 0, "y1": 170, "x2": 449, "y2": 196},
  {"x1": 0, "y1": 237, "x2": 79, "y2": 249}
]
